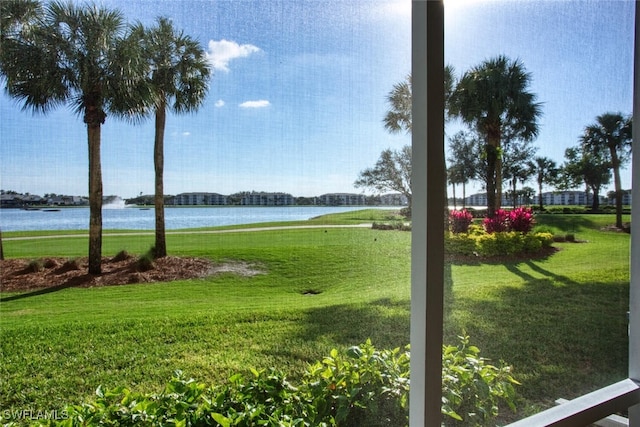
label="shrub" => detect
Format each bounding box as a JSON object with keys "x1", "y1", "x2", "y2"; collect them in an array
[
  {"x1": 111, "y1": 249, "x2": 131, "y2": 262},
  {"x1": 449, "y1": 209, "x2": 474, "y2": 234},
  {"x1": 482, "y1": 209, "x2": 509, "y2": 233},
  {"x1": 445, "y1": 233, "x2": 477, "y2": 256},
  {"x1": 372, "y1": 221, "x2": 411, "y2": 231},
  {"x1": 62, "y1": 258, "x2": 81, "y2": 271},
  {"x1": 52, "y1": 339, "x2": 515, "y2": 427},
  {"x1": 508, "y1": 207, "x2": 535, "y2": 233},
  {"x1": 442, "y1": 335, "x2": 519, "y2": 426},
  {"x1": 304, "y1": 339, "x2": 410, "y2": 426},
  {"x1": 476, "y1": 232, "x2": 524, "y2": 257},
  {"x1": 26, "y1": 259, "x2": 44, "y2": 273},
  {"x1": 447, "y1": 231, "x2": 553, "y2": 258},
  {"x1": 136, "y1": 251, "x2": 155, "y2": 272}
]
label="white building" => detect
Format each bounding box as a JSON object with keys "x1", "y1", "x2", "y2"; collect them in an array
[
  {"x1": 241, "y1": 192, "x2": 294, "y2": 206},
  {"x1": 380, "y1": 193, "x2": 409, "y2": 206},
  {"x1": 318, "y1": 193, "x2": 366, "y2": 206},
  {"x1": 174, "y1": 192, "x2": 228, "y2": 206}
]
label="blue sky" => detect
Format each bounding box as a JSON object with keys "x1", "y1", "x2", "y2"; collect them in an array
[{"x1": 0, "y1": 0, "x2": 634, "y2": 199}]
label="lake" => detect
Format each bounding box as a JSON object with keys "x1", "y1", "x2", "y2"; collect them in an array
[{"x1": 0, "y1": 206, "x2": 393, "y2": 232}]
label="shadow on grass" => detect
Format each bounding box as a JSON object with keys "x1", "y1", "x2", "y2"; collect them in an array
[
  {"x1": 444, "y1": 274, "x2": 629, "y2": 405},
  {"x1": 534, "y1": 214, "x2": 603, "y2": 233},
  {"x1": 267, "y1": 298, "x2": 411, "y2": 361},
  {"x1": 0, "y1": 275, "x2": 90, "y2": 302}
]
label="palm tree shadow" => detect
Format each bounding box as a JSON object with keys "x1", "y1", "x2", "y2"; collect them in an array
[{"x1": 0, "y1": 275, "x2": 91, "y2": 302}]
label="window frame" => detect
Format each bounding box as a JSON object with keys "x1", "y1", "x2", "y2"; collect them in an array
[{"x1": 409, "y1": 1, "x2": 640, "y2": 425}]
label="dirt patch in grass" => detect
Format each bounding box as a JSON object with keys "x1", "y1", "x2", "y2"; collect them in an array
[{"x1": 0, "y1": 256, "x2": 264, "y2": 293}]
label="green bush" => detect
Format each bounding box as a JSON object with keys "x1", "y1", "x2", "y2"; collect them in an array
[
  {"x1": 445, "y1": 233, "x2": 477, "y2": 256},
  {"x1": 26, "y1": 258, "x2": 44, "y2": 273},
  {"x1": 303, "y1": 339, "x2": 410, "y2": 426},
  {"x1": 442, "y1": 335, "x2": 519, "y2": 426},
  {"x1": 35, "y1": 339, "x2": 515, "y2": 427},
  {"x1": 446, "y1": 231, "x2": 553, "y2": 258}
]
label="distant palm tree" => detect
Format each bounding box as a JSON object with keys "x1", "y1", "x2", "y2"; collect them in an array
[
  {"x1": 561, "y1": 145, "x2": 611, "y2": 211},
  {"x1": 132, "y1": 17, "x2": 210, "y2": 258},
  {"x1": 449, "y1": 55, "x2": 542, "y2": 217},
  {"x1": 580, "y1": 112, "x2": 632, "y2": 229},
  {"x1": 447, "y1": 131, "x2": 478, "y2": 209},
  {"x1": 0, "y1": 1, "x2": 148, "y2": 274},
  {"x1": 528, "y1": 156, "x2": 558, "y2": 211}
]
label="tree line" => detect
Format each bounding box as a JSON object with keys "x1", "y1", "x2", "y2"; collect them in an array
[
  {"x1": 0, "y1": 0, "x2": 210, "y2": 272},
  {"x1": 357, "y1": 56, "x2": 632, "y2": 230}
]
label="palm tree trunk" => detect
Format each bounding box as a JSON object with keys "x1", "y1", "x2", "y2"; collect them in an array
[
  {"x1": 462, "y1": 182, "x2": 466, "y2": 210},
  {"x1": 452, "y1": 183, "x2": 456, "y2": 209},
  {"x1": 485, "y1": 143, "x2": 498, "y2": 217},
  {"x1": 610, "y1": 147, "x2": 624, "y2": 229},
  {"x1": 496, "y1": 155, "x2": 503, "y2": 212},
  {"x1": 154, "y1": 104, "x2": 167, "y2": 258},
  {"x1": 87, "y1": 122, "x2": 103, "y2": 275},
  {"x1": 538, "y1": 181, "x2": 544, "y2": 211}
]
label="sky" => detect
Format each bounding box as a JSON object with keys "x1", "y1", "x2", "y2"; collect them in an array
[{"x1": 0, "y1": 0, "x2": 635, "y2": 199}]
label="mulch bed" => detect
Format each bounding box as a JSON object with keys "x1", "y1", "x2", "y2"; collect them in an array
[{"x1": 0, "y1": 255, "x2": 216, "y2": 293}]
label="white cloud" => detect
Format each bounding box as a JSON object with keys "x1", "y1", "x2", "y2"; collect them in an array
[
  {"x1": 215, "y1": 99, "x2": 225, "y2": 108},
  {"x1": 205, "y1": 39, "x2": 261, "y2": 72},
  {"x1": 182, "y1": 132, "x2": 191, "y2": 137},
  {"x1": 239, "y1": 100, "x2": 271, "y2": 108}
]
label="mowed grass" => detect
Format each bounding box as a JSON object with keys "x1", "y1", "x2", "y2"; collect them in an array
[{"x1": 0, "y1": 210, "x2": 631, "y2": 422}]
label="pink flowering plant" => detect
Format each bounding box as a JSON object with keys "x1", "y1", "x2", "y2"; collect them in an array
[
  {"x1": 449, "y1": 209, "x2": 474, "y2": 234},
  {"x1": 482, "y1": 209, "x2": 509, "y2": 233},
  {"x1": 483, "y1": 208, "x2": 535, "y2": 234},
  {"x1": 508, "y1": 207, "x2": 535, "y2": 233}
]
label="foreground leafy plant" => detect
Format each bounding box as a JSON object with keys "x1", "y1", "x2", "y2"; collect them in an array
[
  {"x1": 22, "y1": 338, "x2": 515, "y2": 426},
  {"x1": 442, "y1": 335, "x2": 520, "y2": 426}
]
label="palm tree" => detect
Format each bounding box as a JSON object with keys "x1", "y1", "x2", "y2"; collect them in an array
[
  {"x1": 0, "y1": 0, "x2": 42, "y2": 52},
  {"x1": 132, "y1": 17, "x2": 210, "y2": 258},
  {"x1": 561, "y1": 145, "x2": 611, "y2": 211},
  {"x1": 449, "y1": 55, "x2": 542, "y2": 217},
  {"x1": 502, "y1": 141, "x2": 536, "y2": 209},
  {"x1": 528, "y1": 156, "x2": 558, "y2": 211},
  {"x1": 0, "y1": 1, "x2": 147, "y2": 274},
  {"x1": 447, "y1": 131, "x2": 478, "y2": 209},
  {"x1": 580, "y1": 112, "x2": 632, "y2": 229},
  {"x1": 383, "y1": 65, "x2": 455, "y2": 134}
]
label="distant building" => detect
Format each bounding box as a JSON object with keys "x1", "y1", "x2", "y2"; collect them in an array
[
  {"x1": 318, "y1": 193, "x2": 366, "y2": 206},
  {"x1": 379, "y1": 193, "x2": 409, "y2": 206},
  {"x1": 48, "y1": 195, "x2": 87, "y2": 206},
  {"x1": 241, "y1": 192, "x2": 294, "y2": 206},
  {"x1": 465, "y1": 190, "x2": 609, "y2": 207},
  {"x1": 174, "y1": 192, "x2": 228, "y2": 206},
  {"x1": 606, "y1": 190, "x2": 632, "y2": 206}
]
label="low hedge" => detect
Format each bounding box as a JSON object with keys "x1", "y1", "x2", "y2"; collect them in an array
[
  {"x1": 446, "y1": 227, "x2": 553, "y2": 258},
  {"x1": 9, "y1": 338, "x2": 518, "y2": 427}
]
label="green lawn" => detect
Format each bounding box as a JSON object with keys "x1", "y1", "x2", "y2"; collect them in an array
[{"x1": 0, "y1": 211, "x2": 631, "y2": 423}]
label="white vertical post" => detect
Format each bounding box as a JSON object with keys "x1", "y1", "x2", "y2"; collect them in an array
[
  {"x1": 629, "y1": 3, "x2": 640, "y2": 426},
  {"x1": 410, "y1": 1, "x2": 445, "y2": 426}
]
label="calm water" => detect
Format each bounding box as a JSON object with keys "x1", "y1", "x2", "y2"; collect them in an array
[{"x1": 0, "y1": 206, "x2": 391, "y2": 232}]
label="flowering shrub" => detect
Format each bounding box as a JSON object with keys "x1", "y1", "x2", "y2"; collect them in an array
[
  {"x1": 483, "y1": 208, "x2": 535, "y2": 234},
  {"x1": 508, "y1": 207, "x2": 535, "y2": 233},
  {"x1": 483, "y1": 209, "x2": 509, "y2": 233},
  {"x1": 449, "y1": 209, "x2": 474, "y2": 234}
]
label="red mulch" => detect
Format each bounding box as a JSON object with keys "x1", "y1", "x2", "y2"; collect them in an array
[{"x1": 1, "y1": 255, "x2": 216, "y2": 293}]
